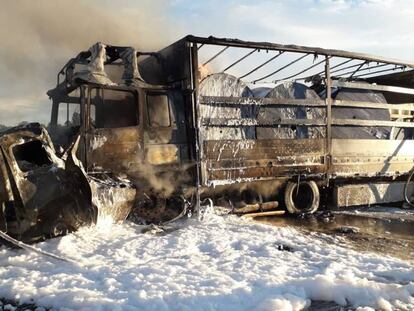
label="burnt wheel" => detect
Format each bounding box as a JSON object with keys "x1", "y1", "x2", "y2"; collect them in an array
[{"x1": 284, "y1": 180, "x2": 319, "y2": 214}]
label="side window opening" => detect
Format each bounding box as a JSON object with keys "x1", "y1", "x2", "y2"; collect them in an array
[
  {"x1": 51, "y1": 87, "x2": 82, "y2": 149},
  {"x1": 13, "y1": 141, "x2": 52, "y2": 172},
  {"x1": 147, "y1": 94, "x2": 172, "y2": 127},
  {"x1": 57, "y1": 103, "x2": 81, "y2": 127},
  {"x1": 90, "y1": 88, "x2": 138, "y2": 129},
  {"x1": 57, "y1": 88, "x2": 81, "y2": 128}
]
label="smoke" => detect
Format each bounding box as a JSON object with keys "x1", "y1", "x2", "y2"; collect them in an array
[
  {"x1": 133, "y1": 162, "x2": 192, "y2": 198},
  {"x1": 0, "y1": 0, "x2": 179, "y2": 124}
]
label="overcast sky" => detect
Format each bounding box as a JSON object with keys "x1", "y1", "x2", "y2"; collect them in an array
[{"x1": 0, "y1": 0, "x2": 413, "y2": 126}]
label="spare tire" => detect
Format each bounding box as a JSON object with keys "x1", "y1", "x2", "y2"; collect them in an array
[{"x1": 284, "y1": 180, "x2": 319, "y2": 214}]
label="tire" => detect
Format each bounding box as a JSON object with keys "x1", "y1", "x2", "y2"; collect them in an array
[{"x1": 284, "y1": 180, "x2": 320, "y2": 214}]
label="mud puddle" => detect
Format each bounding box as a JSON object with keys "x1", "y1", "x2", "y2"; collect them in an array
[{"x1": 257, "y1": 207, "x2": 414, "y2": 261}]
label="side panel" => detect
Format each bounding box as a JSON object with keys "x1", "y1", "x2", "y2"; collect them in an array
[
  {"x1": 334, "y1": 182, "x2": 414, "y2": 207},
  {"x1": 143, "y1": 90, "x2": 190, "y2": 166},
  {"x1": 203, "y1": 138, "x2": 414, "y2": 186},
  {"x1": 138, "y1": 38, "x2": 191, "y2": 87},
  {"x1": 86, "y1": 127, "x2": 143, "y2": 172},
  {"x1": 203, "y1": 139, "x2": 326, "y2": 186},
  {"x1": 85, "y1": 87, "x2": 144, "y2": 174},
  {"x1": 331, "y1": 139, "x2": 414, "y2": 177}
]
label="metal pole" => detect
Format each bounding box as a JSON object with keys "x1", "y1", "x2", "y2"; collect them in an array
[
  {"x1": 202, "y1": 46, "x2": 229, "y2": 66},
  {"x1": 332, "y1": 63, "x2": 389, "y2": 78},
  {"x1": 222, "y1": 49, "x2": 258, "y2": 73},
  {"x1": 253, "y1": 54, "x2": 309, "y2": 83},
  {"x1": 190, "y1": 43, "x2": 202, "y2": 211},
  {"x1": 276, "y1": 56, "x2": 331, "y2": 82},
  {"x1": 352, "y1": 66, "x2": 405, "y2": 78},
  {"x1": 239, "y1": 51, "x2": 284, "y2": 80},
  {"x1": 301, "y1": 59, "x2": 353, "y2": 81},
  {"x1": 325, "y1": 56, "x2": 332, "y2": 186},
  {"x1": 348, "y1": 61, "x2": 368, "y2": 79}
]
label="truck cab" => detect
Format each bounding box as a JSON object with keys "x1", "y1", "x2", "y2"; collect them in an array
[{"x1": 47, "y1": 43, "x2": 195, "y2": 221}]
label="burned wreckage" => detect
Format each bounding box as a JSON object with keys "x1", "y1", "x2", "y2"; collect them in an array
[
  {"x1": 2, "y1": 35, "x2": 414, "y2": 242},
  {"x1": 0, "y1": 123, "x2": 136, "y2": 243}
]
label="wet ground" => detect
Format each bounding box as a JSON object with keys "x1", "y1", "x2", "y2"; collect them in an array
[
  {"x1": 255, "y1": 206, "x2": 414, "y2": 310},
  {"x1": 257, "y1": 206, "x2": 414, "y2": 260}
]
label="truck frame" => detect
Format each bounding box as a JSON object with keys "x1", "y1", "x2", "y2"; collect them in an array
[{"x1": 47, "y1": 35, "x2": 414, "y2": 220}]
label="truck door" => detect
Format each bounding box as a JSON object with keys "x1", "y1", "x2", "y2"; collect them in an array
[
  {"x1": 144, "y1": 90, "x2": 189, "y2": 167},
  {"x1": 85, "y1": 87, "x2": 143, "y2": 174}
]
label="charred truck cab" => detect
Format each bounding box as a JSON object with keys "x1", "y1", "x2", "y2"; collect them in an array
[
  {"x1": 48, "y1": 43, "x2": 193, "y2": 222},
  {"x1": 48, "y1": 37, "x2": 414, "y2": 220}
]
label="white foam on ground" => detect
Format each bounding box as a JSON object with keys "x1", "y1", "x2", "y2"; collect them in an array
[{"x1": 0, "y1": 214, "x2": 413, "y2": 311}]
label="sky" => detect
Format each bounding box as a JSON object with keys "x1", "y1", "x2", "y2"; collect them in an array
[{"x1": 0, "y1": 0, "x2": 413, "y2": 126}]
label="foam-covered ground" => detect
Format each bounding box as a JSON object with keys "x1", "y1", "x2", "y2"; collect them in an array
[{"x1": 0, "y1": 213, "x2": 413, "y2": 311}]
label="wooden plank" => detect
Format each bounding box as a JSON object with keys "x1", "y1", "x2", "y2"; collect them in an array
[
  {"x1": 233, "y1": 201, "x2": 279, "y2": 214},
  {"x1": 332, "y1": 118, "x2": 414, "y2": 128},
  {"x1": 332, "y1": 80, "x2": 414, "y2": 95},
  {"x1": 200, "y1": 96, "x2": 326, "y2": 107},
  {"x1": 241, "y1": 210, "x2": 285, "y2": 218}
]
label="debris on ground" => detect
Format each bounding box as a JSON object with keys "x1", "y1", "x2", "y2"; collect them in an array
[{"x1": 335, "y1": 226, "x2": 360, "y2": 234}]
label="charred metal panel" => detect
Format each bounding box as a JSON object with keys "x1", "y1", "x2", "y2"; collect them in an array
[
  {"x1": 331, "y1": 139, "x2": 414, "y2": 177},
  {"x1": 186, "y1": 35, "x2": 414, "y2": 68},
  {"x1": 46, "y1": 36, "x2": 414, "y2": 212},
  {"x1": 367, "y1": 70, "x2": 414, "y2": 89},
  {"x1": 334, "y1": 182, "x2": 414, "y2": 207},
  {"x1": 139, "y1": 38, "x2": 191, "y2": 86},
  {"x1": 203, "y1": 139, "x2": 325, "y2": 186},
  {"x1": 145, "y1": 145, "x2": 179, "y2": 165},
  {"x1": 86, "y1": 127, "x2": 143, "y2": 172},
  {"x1": 0, "y1": 124, "x2": 138, "y2": 243},
  {"x1": 0, "y1": 124, "x2": 96, "y2": 242}
]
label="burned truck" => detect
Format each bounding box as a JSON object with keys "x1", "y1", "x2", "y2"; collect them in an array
[
  {"x1": 0, "y1": 123, "x2": 136, "y2": 243},
  {"x1": 0, "y1": 123, "x2": 96, "y2": 242},
  {"x1": 46, "y1": 36, "x2": 414, "y2": 220}
]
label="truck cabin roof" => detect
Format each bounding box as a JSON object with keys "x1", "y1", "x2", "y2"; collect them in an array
[{"x1": 47, "y1": 35, "x2": 414, "y2": 101}]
